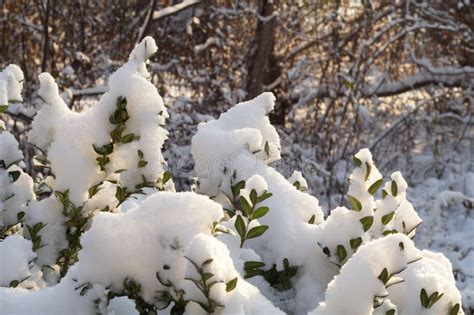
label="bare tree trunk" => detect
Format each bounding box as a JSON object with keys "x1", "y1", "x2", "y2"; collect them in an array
[
  {"x1": 246, "y1": 0, "x2": 279, "y2": 99},
  {"x1": 39, "y1": 0, "x2": 51, "y2": 73}
]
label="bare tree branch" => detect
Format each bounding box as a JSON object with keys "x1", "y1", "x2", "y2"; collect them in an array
[
  {"x1": 152, "y1": 0, "x2": 201, "y2": 21},
  {"x1": 137, "y1": 0, "x2": 158, "y2": 43}
]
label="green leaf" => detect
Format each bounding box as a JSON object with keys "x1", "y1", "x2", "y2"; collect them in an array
[
  {"x1": 202, "y1": 259, "x2": 213, "y2": 266},
  {"x1": 257, "y1": 191, "x2": 273, "y2": 203},
  {"x1": 420, "y1": 288, "x2": 429, "y2": 308},
  {"x1": 8, "y1": 170, "x2": 20, "y2": 183},
  {"x1": 368, "y1": 179, "x2": 383, "y2": 195},
  {"x1": 352, "y1": 156, "x2": 362, "y2": 167},
  {"x1": 137, "y1": 150, "x2": 144, "y2": 159},
  {"x1": 92, "y1": 143, "x2": 114, "y2": 155},
  {"x1": 121, "y1": 133, "x2": 136, "y2": 144},
  {"x1": 88, "y1": 183, "x2": 101, "y2": 198},
  {"x1": 293, "y1": 181, "x2": 301, "y2": 190},
  {"x1": 116, "y1": 96, "x2": 127, "y2": 108},
  {"x1": 391, "y1": 180, "x2": 398, "y2": 197},
  {"x1": 249, "y1": 189, "x2": 258, "y2": 205},
  {"x1": 244, "y1": 261, "x2": 266, "y2": 269},
  {"x1": 0, "y1": 105, "x2": 8, "y2": 113},
  {"x1": 33, "y1": 222, "x2": 44, "y2": 233},
  {"x1": 308, "y1": 214, "x2": 316, "y2": 224},
  {"x1": 226, "y1": 277, "x2": 238, "y2": 292},
  {"x1": 162, "y1": 171, "x2": 171, "y2": 184},
  {"x1": 322, "y1": 246, "x2": 330, "y2": 257},
  {"x1": 239, "y1": 196, "x2": 252, "y2": 216},
  {"x1": 428, "y1": 292, "x2": 444, "y2": 308},
  {"x1": 100, "y1": 205, "x2": 110, "y2": 212},
  {"x1": 386, "y1": 309, "x2": 395, "y2": 315},
  {"x1": 449, "y1": 303, "x2": 460, "y2": 315},
  {"x1": 202, "y1": 272, "x2": 214, "y2": 282},
  {"x1": 110, "y1": 124, "x2": 126, "y2": 141},
  {"x1": 336, "y1": 245, "x2": 347, "y2": 262},
  {"x1": 115, "y1": 186, "x2": 128, "y2": 203},
  {"x1": 347, "y1": 195, "x2": 362, "y2": 212},
  {"x1": 138, "y1": 160, "x2": 148, "y2": 168},
  {"x1": 381, "y1": 211, "x2": 395, "y2": 225},
  {"x1": 399, "y1": 242, "x2": 404, "y2": 251},
  {"x1": 244, "y1": 269, "x2": 264, "y2": 279},
  {"x1": 9, "y1": 280, "x2": 19, "y2": 288},
  {"x1": 17, "y1": 211, "x2": 25, "y2": 221},
  {"x1": 365, "y1": 162, "x2": 371, "y2": 181},
  {"x1": 378, "y1": 267, "x2": 389, "y2": 285},
  {"x1": 264, "y1": 141, "x2": 270, "y2": 156},
  {"x1": 349, "y1": 237, "x2": 363, "y2": 250},
  {"x1": 251, "y1": 207, "x2": 269, "y2": 220},
  {"x1": 234, "y1": 215, "x2": 246, "y2": 241},
  {"x1": 383, "y1": 229, "x2": 397, "y2": 236},
  {"x1": 382, "y1": 189, "x2": 388, "y2": 199},
  {"x1": 231, "y1": 180, "x2": 245, "y2": 198},
  {"x1": 246, "y1": 225, "x2": 268, "y2": 239}
]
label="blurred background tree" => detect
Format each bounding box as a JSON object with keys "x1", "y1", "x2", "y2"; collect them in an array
[{"x1": 1, "y1": 0, "x2": 472, "y2": 207}]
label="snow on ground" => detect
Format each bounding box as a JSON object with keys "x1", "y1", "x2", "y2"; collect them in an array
[{"x1": 408, "y1": 144, "x2": 474, "y2": 309}]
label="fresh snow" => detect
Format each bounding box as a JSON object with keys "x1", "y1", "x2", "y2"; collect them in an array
[{"x1": 0, "y1": 36, "x2": 468, "y2": 315}]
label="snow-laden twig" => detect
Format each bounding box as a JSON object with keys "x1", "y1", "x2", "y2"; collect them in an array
[{"x1": 152, "y1": 0, "x2": 201, "y2": 21}]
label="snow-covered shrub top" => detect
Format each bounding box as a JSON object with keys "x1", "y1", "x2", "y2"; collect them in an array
[
  {"x1": 28, "y1": 36, "x2": 169, "y2": 206},
  {"x1": 191, "y1": 92, "x2": 281, "y2": 196},
  {"x1": 0, "y1": 37, "x2": 465, "y2": 315},
  {"x1": 0, "y1": 122, "x2": 35, "y2": 230},
  {"x1": 0, "y1": 64, "x2": 23, "y2": 106}
]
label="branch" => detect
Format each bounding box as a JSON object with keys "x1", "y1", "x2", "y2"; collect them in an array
[
  {"x1": 62, "y1": 86, "x2": 107, "y2": 108},
  {"x1": 3, "y1": 111, "x2": 33, "y2": 124},
  {"x1": 304, "y1": 68, "x2": 473, "y2": 102},
  {"x1": 368, "y1": 92, "x2": 448, "y2": 150},
  {"x1": 68, "y1": 86, "x2": 107, "y2": 97},
  {"x1": 369, "y1": 71, "x2": 474, "y2": 97},
  {"x1": 137, "y1": 0, "x2": 158, "y2": 43},
  {"x1": 152, "y1": 0, "x2": 201, "y2": 21}
]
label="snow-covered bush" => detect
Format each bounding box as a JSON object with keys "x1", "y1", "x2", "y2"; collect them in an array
[{"x1": 0, "y1": 37, "x2": 465, "y2": 314}]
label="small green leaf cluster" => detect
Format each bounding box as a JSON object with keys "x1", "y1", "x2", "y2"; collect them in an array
[
  {"x1": 0, "y1": 151, "x2": 34, "y2": 239},
  {"x1": 234, "y1": 186, "x2": 272, "y2": 248},
  {"x1": 244, "y1": 258, "x2": 297, "y2": 291},
  {"x1": 134, "y1": 171, "x2": 172, "y2": 192},
  {"x1": 93, "y1": 96, "x2": 141, "y2": 172},
  {"x1": 115, "y1": 185, "x2": 132, "y2": 205},
  {"x1": 348, "y1": 156, "x2": 382, "y2": 213},
  {"x1": 93, "y1": 143, "x2": 114, "y2": 172},
  {"x1": 155, "y1": 268, "x2": 187, "y2": 314},
  {"x1": 25, "y1": 221, "x2": 45, "y2": 252},
  {"x1": 106, "y1": 278, "x2": 157, "y2": 315},
  {"x1": 8, "y1": 274, "x2": 31, "y2": 288},
  {"x1": 184, "y1": 256, "x2": 236, "y2": 313},
  {"x1": 226, "y1": 179, "x2": 245, "y2": 215},
  {"x1": 0, "y1": 205, "x2": 27, "y2": 240},
  {"x1": 137, "y1": 150, "x2": 148, "y2": 168},
  {"x1": 54, "y1": 190, "x2": 89, "y2": 276},
  {"x1": 155, "y1": 257, "x2": 237, "y2": 315},
  {"x1": 419, "y1": 288, "x2": 444, "y2": 309},
  {"x1": 292, "y1": 180, "x2": 306, "y2": 191},
  {"x1": 320, "y1": 237, "x2": 362, "y2": 266}
]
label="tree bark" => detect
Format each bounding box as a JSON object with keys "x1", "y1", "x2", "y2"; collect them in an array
[{"x1": 246, "y1": 0, "x2": 279, "y2": 99}]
